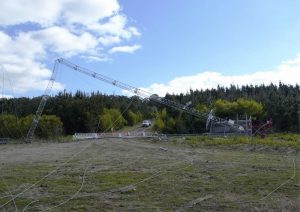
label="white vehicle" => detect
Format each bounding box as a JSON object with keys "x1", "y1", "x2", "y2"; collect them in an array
[{"x1": 142, "y1": 120, "x2": 151, "y2": 127}]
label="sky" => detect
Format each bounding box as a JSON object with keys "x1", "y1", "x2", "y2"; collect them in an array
[{"x1": 0, "y1": 0, "x2": 300, "y2": 98}]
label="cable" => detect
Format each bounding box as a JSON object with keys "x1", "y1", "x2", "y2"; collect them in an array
[
  {"x1": 22, "y1": 200, "x2": 39, "y2": 212},
  {"x1": 25, "y1": 158, "x2": 193, "y2": 211},
  {"x1": 179, "y1": 154, "x2": 298, "y2": 208},
  {"x1": 260, "y1": 158, "x2": 296, "y2": 201},
  {"x1": 12, "y1": 95, "x2": 136, "y2": 211},
  {"x1": 0, "y1": 166, "x2": 17, "y2": 210},
  {"x1": 0, "y1": 66, "x2": 17, "y2": 139},
  {"x1": 0, "y1": 195, "x2": 12, "y2": 199},
  {"x1": 0, "y1": 175, "x2": 17, "y2": 211},
  {"x1": 96, "y1": 97, "x2": 135, "y2": 133},
  {"x1": 5, "y1": 64, "x2": 135, "y2": 208},
  {"x1": 74, "y1": 156, "x2": 195, "y2": 200},
  {"x1": 5, "y1": 71, "x2": 24, "y2": 138},
  {"x1": 0, "y1": 142, "x2": 92, "y2": 209},
  {"x1": 41, "y1": 160, "x2": 91, "y2": 211}
]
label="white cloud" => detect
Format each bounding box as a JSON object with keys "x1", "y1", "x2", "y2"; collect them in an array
[
  {"x1": 98, "y1": 35, "x2": 121, "y2": 46},
  {"x1": 80, "y1": 55, "x2": 111, "y2": 62},
  {"x1": 0, "y1": 61, "x2": 63, "y2": 94},
  {"x1": 0, "y1": 31, "x2": 45, "y2": 60},
  {"x1": 0, "y1": 0, "x2": 61, "y2": 26},
  {"x1": 128, "y1": 27, "x2": 141, "y2": 36},
  {"x1": 109, "y1": 44, "x2": 141, "y2": 54},
  {"x1": 0, "y1": 0, "x2": 140, "y2": 95},
  {"x1": 30, "y1": 27, "x2": 98, "y2": 56},
  {"x1": 89, "y1": 14, "x2": 140, "y2": 39},
  {"x1": 61, "y1": 0, "x2": 120, "y2": 26},
  {"x1": 0, "y1": 0, "x2": 119, "y2": 27},
  {"x1": 130, "y1": 54, "x2": 300, "y2": 97}
]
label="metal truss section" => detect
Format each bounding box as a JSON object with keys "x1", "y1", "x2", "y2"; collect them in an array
[{"x1": 26, "y1": 58, "x2": 245, "y2": 141}]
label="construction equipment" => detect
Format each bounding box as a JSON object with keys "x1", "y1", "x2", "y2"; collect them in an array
[
  {"x1": 26, "y1": 58, "x2": 245, "y2": 141},
  {"x1": 252, "y1": 119, "x2": 273, "y2": 138},
  {"x1": 25, "y1": 60, "x2": 59, "y2": 142}
]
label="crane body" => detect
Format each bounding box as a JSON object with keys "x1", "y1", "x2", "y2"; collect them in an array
[{"x1": 26, "y1": 58, "x2": 245, "y2": 141}]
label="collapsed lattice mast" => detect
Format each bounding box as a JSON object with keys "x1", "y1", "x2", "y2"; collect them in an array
[{"x1": 26, "y1": 58, "x2": 245, "y2": 141}]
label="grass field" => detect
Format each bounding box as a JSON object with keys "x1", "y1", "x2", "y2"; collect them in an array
[
  {"x1": 184, "y1": 133, "x2": 300, "y2": 151},
  {"x1": 0, "y1": 136, "x2": 299, "y2": 211}
]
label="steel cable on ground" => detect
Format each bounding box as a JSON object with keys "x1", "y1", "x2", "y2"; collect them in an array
[
  {"x1": 121, "y1": 156, "x2": 296, "y2": 211},
  {"x1": 25, "y1": 155, "x2": 100, "y2": 211},
  {"x1": 220, "y1": 152, "x2": 298, "y2": 205},
  {"x1": 230, "y1": 157, "x2": 298, "y2": 204},
  {"x1": 22, "y1": 159, "x2": 90, "y2": 211},
  {"x1": 21, "y1": 160, "x2": 90, "y2": 212},
  {"x1": 98, "y1": 157, "x2": 195, "y2": 211},
  {"x1": 72, "y1": 148, "x2": 295, "y2": 210},
  {"x1": 34, "y1": 148, "x2": 189, "y2": 211},
  {"x1": 2, "y1": 61, "x2": 133, "y2": 209},
  {"x1": 22, "y1": 200, "x2": 39, "y2": 212},
  {"x1": 195, "y1": 158, "x2": 297, "y2": 209},
  {"x1": 0, "y1": 195, "x2": 11, "y2": 199},
  {"x1": 259, "y1": 158, "x2": 296, "y2": 201},
  {"x1": 174, "y1": 156, "x2": 297, "y2": 210},
  {"x1": 23, "y1": 110, "x2": 135, "y2": 211},
  {"x1": 0, "y1": 174, "x2": 17, "y2": 211},
  {"x1": 0, "y1": 142, "x2": 92, "y2": 209},
  {"x1": 24, "y1": 141, "x2": 296, "y2": 211},
  {"x1": 133, "y1": 158, "x2": 194, "y2": 187},
  {"x1": 16, "y1": 96, "x2": 135, "y2": 211},
  {"x1": 23, "y1": 142, "x2": 296, "y2": 211},
  {"x1": 4, "y1": 102, "x2": 295, "y2": 210},
  {"x1": 71, "y1": 156, "x2": 195, "y2": 200},
  {"x1": 41, "y1": 160, "x2": 91, "y2": 211}
]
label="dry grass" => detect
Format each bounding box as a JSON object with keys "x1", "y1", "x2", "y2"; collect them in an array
[{"x1": 0, "y1": 137, "x2": 299, "y2": 211}]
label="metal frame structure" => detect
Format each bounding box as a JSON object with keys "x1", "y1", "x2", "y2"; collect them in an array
[
  {"x1": 25, "y1": 58, "x2": 246, "y2": 141},
  {"x1": 208, "y1": 115, "x2": 252, "y2": 136},
  {"x1": 252, "y1": 119, "x2": 273, "y2": 138},
  {"x1": 25, "y1": 60, "x2": 59, "y2": 142}
]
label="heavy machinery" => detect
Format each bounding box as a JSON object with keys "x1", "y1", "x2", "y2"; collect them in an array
[
  {"x1": 252, "y1": 119, "x2": 273, "y2": 138},
  {"x1": 26, "y1": 58, "x2": 246, "y2": 142}
]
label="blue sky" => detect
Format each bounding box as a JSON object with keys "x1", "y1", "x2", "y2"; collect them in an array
[{"x1": 0, "y1": 0, "x2": 300, "y2": 97}]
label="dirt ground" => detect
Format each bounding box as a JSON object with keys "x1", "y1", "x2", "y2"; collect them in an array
[{"x1": 0, "y1": 138, "x2": 299, "y2": 211}]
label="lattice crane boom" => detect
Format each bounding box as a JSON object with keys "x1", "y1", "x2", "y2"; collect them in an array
[
  {"x1": 26, "y1": 58, "x2": 245, "y2": 141},
  {"x1": 25, "y1": 60, "x2": 59, "y2": 142}
]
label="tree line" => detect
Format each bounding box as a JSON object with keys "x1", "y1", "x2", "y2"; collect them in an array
[
  {"x1": 0, "y1": 90, "x2": 154, "y2": 138},
  {"x1": 0, "y1": 83, "x2": 299, "y2": 138},
  {"x1": 157, "y1": 83, "x2": 299, "y2": 133}
]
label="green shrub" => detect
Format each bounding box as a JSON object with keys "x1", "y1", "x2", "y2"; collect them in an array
[
  {"x1": 35, "y1": 115, "x2": 63, "y2": 139},
  {"x1": 98, "y1": 108, "x2": 127, "y2": 132}
]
